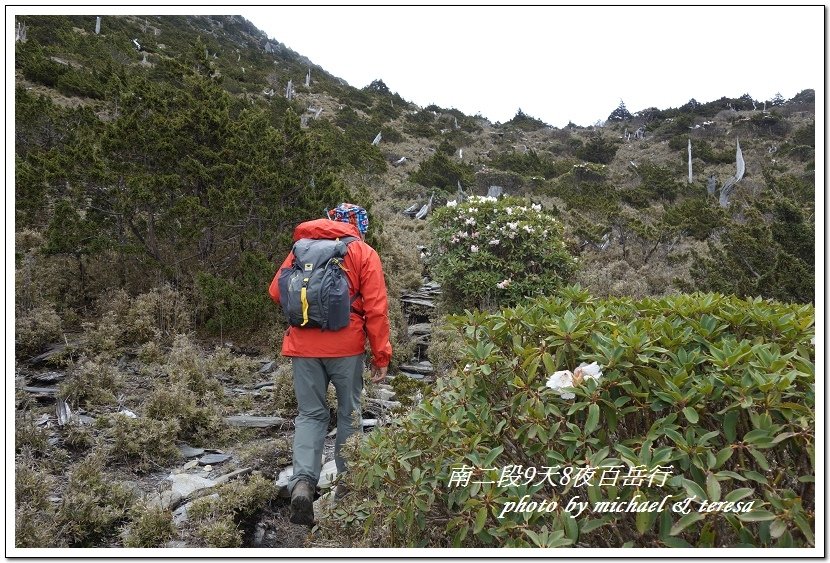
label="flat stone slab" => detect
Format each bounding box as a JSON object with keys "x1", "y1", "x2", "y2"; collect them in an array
[
  {"x1": 22, "y1": 385, "x2": 58, "y2": 395},
  {"x1": 169, "y1": 473, "x2": 214, "y2": 500},
  {"x1": 407, "y1": 323, "x2": 433, "y2": 336},
  {"x1": 400, "y1": 361, "x2": 434, "y2": 374},
  {"x1": 28, "y1": 371, "x2": 67, "y2": 384},
  {"x1": 198, "y1": 453, "x2": 231, "y2": 466},
  {"x1": 224, "y1": 415, "x2": 286, "y2": 428},
  {"x1": 399, "y1": 371, "x2": 424, "y2": 380},
  {"x1": 179, "y1": 445, "x2": 205, "y2": 458},
  {"x1": 259, "y1": 361, "x2": 275, "y2": 374}
]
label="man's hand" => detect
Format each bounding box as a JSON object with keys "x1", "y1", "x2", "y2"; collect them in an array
[{"x1": 370, "y1": 364, "x2": 388, "y2": 383}]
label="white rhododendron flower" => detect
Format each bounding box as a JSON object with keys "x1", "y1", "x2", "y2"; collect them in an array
[
  {"x1": 532, "y1": 203, "x2": 542, "y2": 212},
  {"x1": 447, "y1": 199, "x2": 458, "y2": 207},
  {"x1": 574, "y1": 361, "x2": 602, "y2": 383},
  {"x1": 470, "y1": 245, "x2": 479, "y2": 253},
  {"x1": 496, "y1": 279, "x2": 512, "y2": 289},
  {"x1": 489, "y1": 239, "x2": 500, "y2": 245},
  {"x1": 546, "y1": 362, "x2": 604, "y2": 399},
  {"x1": 546, "y1": 370, "x2": 576, "y2": 399},
  {"x1": 465, "y1": 217, "x2": 477, "y2": 226}
]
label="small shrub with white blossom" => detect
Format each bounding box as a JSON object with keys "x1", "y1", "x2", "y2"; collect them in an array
[{"x1": 429, "y1": 195, "x2": 577, "y2": 310}]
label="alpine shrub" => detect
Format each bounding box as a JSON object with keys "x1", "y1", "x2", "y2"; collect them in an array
[
  {"x1": 430, "y1": 195, "x2": 576, "y2": 310},
  {"x1": 318, "y1": 289, "x2": 814, "y2": 548}
]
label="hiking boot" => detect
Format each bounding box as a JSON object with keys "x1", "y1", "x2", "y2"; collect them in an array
[{"x1": 289, "y1": 479, "x2": 315, "y2": 526}]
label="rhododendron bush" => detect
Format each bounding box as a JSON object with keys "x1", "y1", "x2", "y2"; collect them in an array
[
  {"x1": 430, "y1": 195, "x2": 577, "y2": 310},
  {"x1": 318, "y1": 288, "x2": 814, "y2": 548}
]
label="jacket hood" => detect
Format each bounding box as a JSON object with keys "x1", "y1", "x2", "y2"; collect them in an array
[{"x1": 293, "y1": 218, "x2": 361, "y2": 241}]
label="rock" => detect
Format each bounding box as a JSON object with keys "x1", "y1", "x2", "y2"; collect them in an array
[
  {"x1": 400, "y1": 297, "x2": 436, "y2": 308},
  {"x1": 22, "y1": 385, "x2": 58, "y2": 397},
  {"x1": 28, "y1": 371, "x2": 66, "y2": 384},
  {"x1": 173, "y1": 494, "x2": 218, "y2": 527},
  {"x1": 275, "y1": 463, "x2": 335, "y2": 496},
  {"x1": 169, "y1": 473, "x2": 214, "y2": 499},
  {"x1": 318, "y1": 460, "x2": 338, "y2": 488},
  {"x1": 407, "y1": 323, "x2": 432, "y2": 336},
  {"x1": 118, "y1": 408, "x2": 138, "y2": 419},
  {"x1": 203, "y1": 465, "x2": 212, "y2": 472},
  {"x1": 199, "y1": 453, "x2": 231, "y2": 466},
  {"x1": 328, "y1": 418, "x2": 379, "y2": 437},
  {"x1": 276, "y1": 466, "x2": 294, "y2": 497},
  {"x1": 213, "y1": 467, "x2": 252, "y2": 486},
  {"x1": 399, "y1": 371, "x2": 424, "y2": 380},
  {"x1": 146, "y1": 490, "x2": 176, "y2": 510},
  {"x1": 178, "y1": 444, "x2": 205, "y2": 458},
  {"x1": 375, "y1": 389, "x2": 396, "y2": 401},
  {"x1": 259, "y1": 361, "x2": 275, "y2": 374},
  {"x1": 56, "y1": 400, "x2": 73, "y2": 426},
  {"x1": 400, "y1": 361, "x2": 433, "y2": 375},
  {"x1": 224, "y1": 415, "x2": 286, "y2": 428},
  {"x1": 253, "y1": 523, "x2": 266, "y2": 547},
  {"x1": 27, "y1": 343, "x2": 68, "y2": 367},
  {"x1": 183, "y1": 460, "x2": 198, "y2": 471}
]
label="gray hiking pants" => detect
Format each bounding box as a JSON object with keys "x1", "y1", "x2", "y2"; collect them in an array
[{"x1": 288, "y1": 354, "x2": 364, "y2": 493}]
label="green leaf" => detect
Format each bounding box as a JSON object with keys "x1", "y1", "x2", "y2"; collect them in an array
[
  {"x1": 748, "y1": 448, "x2": 770, "y2": 471},
  {"x1": 523, "y1": 529, "x2": 543, "y2": 547},
  {"x1": 585, "y1": 403, "x2": 600, "y2": 435},
  {"x1": 483, "y1": 445, "x2": 504, "y2": 467},
  {"x1": 743, "y1": 470, "x2": 768, "y2": 484},
  {"x1": 706, "y1": 473, "x2": 721, "y2": 502},
  {"x1": 636, "y1": 507, "x2": 656, "y2": 535},
  {"x1": 452, "y1": 524, "x2": 469, "y2": 547},
  {"x1": 736, "y1": 509, "x2": 776, "y2": 522},
  {"x1": 542, "y1": 352, "x2": 556, "y2": 375},
  {"x1": 661, "y1": 536, "x2": 693, "y2": 548},
  {"x1": 682, "y1": 406, "x2": 699, "y2": 424},
  {"x1": 563, "y1": 511, "x2": 579, "y2": 541},
  {"x1": 793, "y1": 513, "x2": 815, "y2": 546},
  {"x1": 682, "y1": 478, "x2": 707, "y2": 501},
  {"x1": 723, "y1": 410, "x2": 739, "y2": 442},
  {"x1": 474, "y1": 506, "x2": 488, "y2": 534},
  {"x1": 723, "y1": 487, "x2": 754, "y2": 503},
  {"x1": 580, "y1": 518, "x2": 607, "y2": 533},
  {"x1": 769, "y1": 518, "x2": 787, "y2": 539},
  {"x1": 714, "y1": 446, "x2": 734, "y2": 469},
  {"x1": 670, "y1": 512, "x2": 705, "y2": 535}
]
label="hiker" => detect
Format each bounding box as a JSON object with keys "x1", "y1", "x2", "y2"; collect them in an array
[{"x1": 268, "y1": 203, "x2": 392, "y2": 526}]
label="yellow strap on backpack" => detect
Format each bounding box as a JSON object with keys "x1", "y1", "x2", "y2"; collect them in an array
[{"x1": 300, "y1": 277, "x2": 310, "y2": 326}]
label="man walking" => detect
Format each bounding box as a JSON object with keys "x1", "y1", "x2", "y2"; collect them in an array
[{"x1": 269, "y1": 203, "x2": 392, "y2": 526}]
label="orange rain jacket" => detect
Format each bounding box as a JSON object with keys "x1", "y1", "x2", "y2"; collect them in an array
[{"x1": 269, "y1": 219, "x2": 392, "y2": 368}]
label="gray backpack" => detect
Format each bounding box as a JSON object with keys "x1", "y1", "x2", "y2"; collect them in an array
[{"x1": 277, "y1": 236, "x2": 358, "y2": 331}]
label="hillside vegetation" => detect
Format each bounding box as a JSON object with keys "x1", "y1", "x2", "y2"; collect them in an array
[{"x1": 14, "y1": 15, "x2": 815, "y2": 550}]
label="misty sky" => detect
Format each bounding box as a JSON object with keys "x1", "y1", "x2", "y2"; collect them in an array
[{"x1": 239, "y1": 5, "x2": 823, "y2": 127}]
